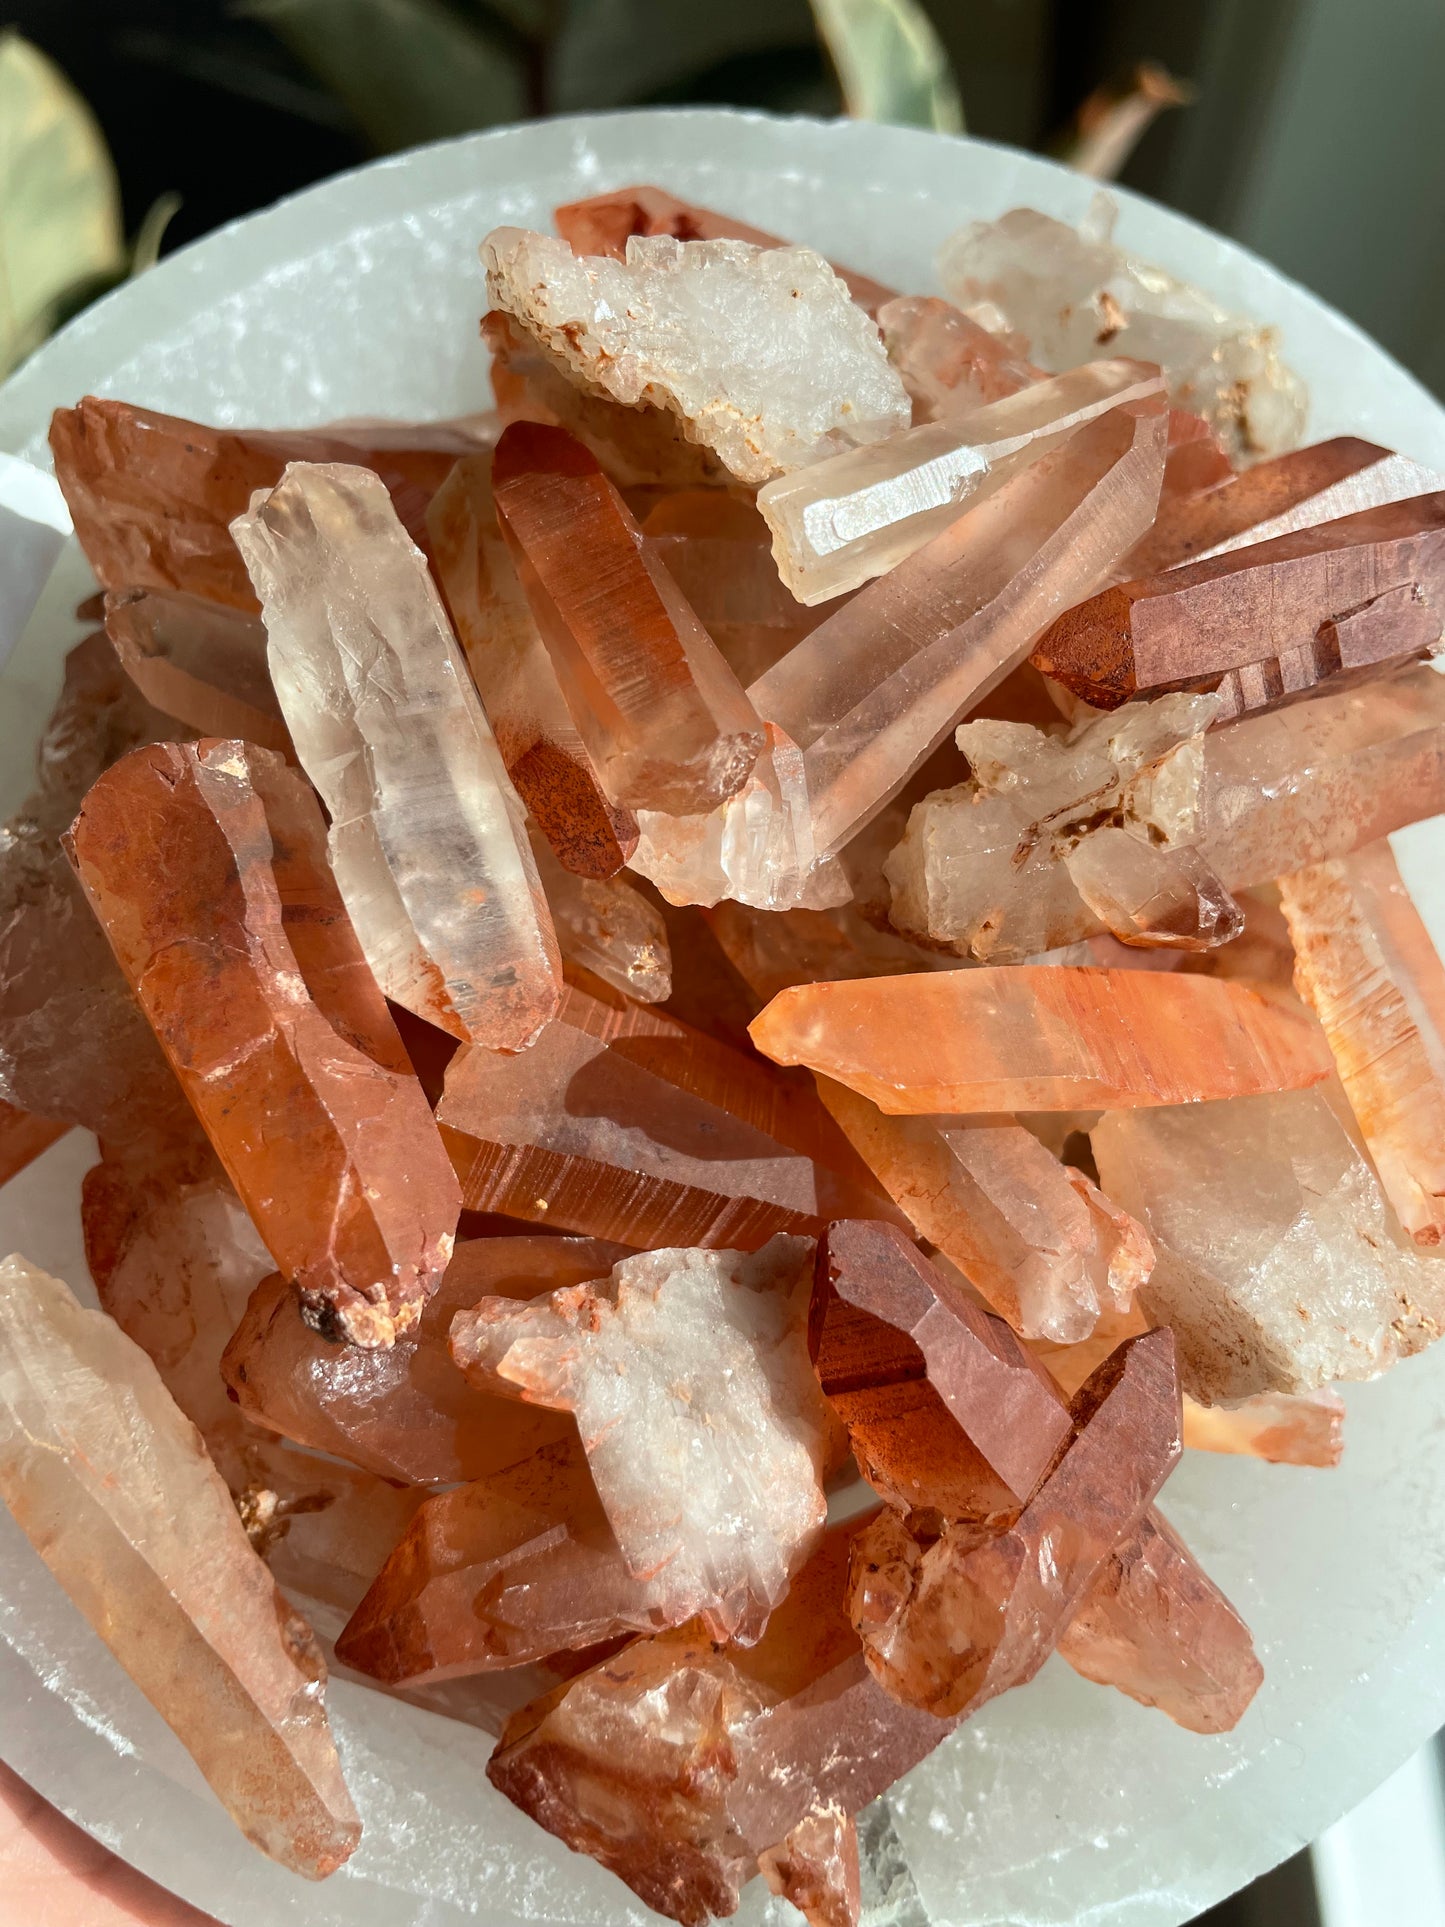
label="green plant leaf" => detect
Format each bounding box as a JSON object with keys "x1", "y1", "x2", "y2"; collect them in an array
[
  {"x1": 0, "y1": 32, "x2": 125, "y2": 379},
  {"x1": 244, "y1": 0, "x2": 527, "y2": 152},
  {"x1": 809, "y1": 0, "x2": 963, "y2": 132}
]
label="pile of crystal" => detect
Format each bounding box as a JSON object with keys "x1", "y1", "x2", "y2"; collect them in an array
[{"x1": 4, "y1": 176, "x2": 1445, "y2": 1921}]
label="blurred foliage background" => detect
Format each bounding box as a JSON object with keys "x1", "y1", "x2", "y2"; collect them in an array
[{"x1": 2, "y1": 0, "x2": 1443, "y2": 396}]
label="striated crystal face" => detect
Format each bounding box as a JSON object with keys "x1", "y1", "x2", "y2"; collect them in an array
[
  {"x1": 482, "y1": 228, "x2": 910, "y2": 486},
  {"x1": 938, "y1": 198, "x2": 1306, "y2": 460},
  {"x1": 436, "y1": 973, "x2": 896, "y2": 1246},
  {"x1": 1183, "y1": 1387, "x2": 1344, "y2": 1466},
  {"x1": 233, "y1": 460, "x2": 562, "y2": 1049},
  {"x1": 1032, "y1": 492, "x2": 1445, "y2": 714},
  {"x1": 877, "y1": 294, "x2": 1042, "y2": 418},
  {"x1": 1094, "y1": 1087, "x2": 1445, "y2": 1402},
  {"x1": 426, "y1": 450, "x2": 638, "y2": 878},
  {"x1": 1279, "y1": 839, "x2": 1445, "y2": 1245},
  {"x1": 492, "y1": 422, "x2": 766, "y2": 816},
  {"x1": 67, "y1": 739, "x2": 460, "y2": 1348},
  {"x1": 748, "y1": 400, "x2": 1168, "y2": 858},
  {"x1": 103, "y1": 586, "x2": 291, "y2": 755},
  {"x1": 749, "y1": 965, "x2": 1333, "y2": 1115},
  {"x1": 757, "y1": 360, "x2": 1163, "y2": 604},
  {"x1": 0, "y1": 1255, "x2": 361, "y2": 1878},
  {"x1": 450, "y1": 1235, "x2": 831, "y2": 1641}
]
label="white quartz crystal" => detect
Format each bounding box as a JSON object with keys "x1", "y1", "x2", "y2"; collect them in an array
[
  {"x1": 530, "y1": 827, "x2": 672, "y2": 1001},
  {"x1": 232, "y1": 462, "x2": 561, "y2": 1051},
  {"x1": 481, "y1": 227, "x2": 911, "y2": 486},
  {"x1": 939, "y1": 195, "x2": 1307, "y2": 463},
  {"x1": 447, "y1": 1235, "x2": 830, "y2": 1642},
  {"x1": 1094, "y1": 1089, "x2": 1445, "y2": 1403}
]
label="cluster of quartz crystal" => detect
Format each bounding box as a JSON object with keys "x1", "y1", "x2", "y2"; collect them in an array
[{"x1": 8, "y1": 176, "x2": 1445, "y2": 1924}]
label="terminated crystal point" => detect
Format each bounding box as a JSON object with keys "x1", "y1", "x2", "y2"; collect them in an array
[
  {"x1": 1094, "y1": 1088, "x2": 1445, "y2": 1402},
  {"x1": 818, "y1": 1083, "x2": 1153, "y2": 1343},
  {"x1": 68, "y1": 740, "x2": 460, "y2": 1348},
  {"x1": 758, "y1": 360, "x2": 1163, "y2": 604},
  {"x1": 50, "y1": 394, "x2": 493, "y2": 609},
  {"x1": 0, "y1": 1102, "x2": 65, "y2": 1188},
  {"x1": 481, "y1": 227, "x2": 910, "y2": 486},
  {"x1": 1058, "y1": 1508, "x2": 1262, "y2": 1734},
  {"x1": 750, "y1": 966, "x2": 1333, "y2": 1115},
  {"x1": 103, "y1": 587, "x2": 291, "y2": 754},
  {"x1": 0, "y1": 1256, "x2": 361, "y2": 1878},
  {"x1": 492, "y1": 421, "x2": 767, "y2": 815},
  {"x1": 233, "y1": 461, "x2": 561, "y2": 1048},
  {"x1": 1184, "y1": 1387, "x2": 1344, "y2": 1466},
  {"x1": 1032, "y1": 492, "x2": 1445, "y2": 714},
  {"x1": 450, "y1": 1235, "x2": 831, "y2": 1641},
  {"x1": 426, "y1": 452, "x2": 638, "y2": 878},
  {"x1": 222, "y1": 1238, "x2": 627, "y2": 1486},
  {"x1": 530, "y1": 827, "x2": 672, "y2": 1001},
  {"x1": 748, "y1": 399, "x2": 1167, "y2": 858},
  {"x1": 886, "y1": 692, "x2": 1226, "y2": 961},
  {"x1": 436, "y1": 973, "x2": 896, "y2": 1246},
  {"x1": 758, "y1": 1804, "x2": 861, "y2": 1927},
  {"x1": 847, "y1": 1328, "x2": 1181, "y2": 1717},
  {"x1": 1279, "y1": 840, "x2": 1445, "y2": 1245},
  {"x1": 938, "y1": 197, "x2": 1307, "y2": 461},
  {"x1": 554, "y1": 182, "x2": 896, "y2": 316},
  {"x1": 812, "y1": 1219, "x2": 1073, "y2": 1518},
  {"x1": 877, "y1": 294, "x2": 1042, "y2": 418}
]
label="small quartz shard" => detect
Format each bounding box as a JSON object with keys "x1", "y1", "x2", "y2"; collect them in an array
[
  {"x1": 818, "y1": 1082, "x2": 1153, "y2": 1343},
  {"x1": 531, "y1": 829, "x2": 672, "y2": 1001},
  {"x1": 482, "y1": 227, "x2": 910, "y2": 486},
  {"x1": 492, "y1": 421, "x2": 766, "y2": 814},
  {"x1": 877, "y1": 294, "x2": 1042, "y2": 417},
  {"x1": 1057, "y1": 1507, "x2": 1263, "y2": 1733},
  {"x1": 103, "y1": 586, "x2": 291, "y2": 754},
  {"x1": 437, "y1": 971, "x2": 893, "y2": 1245},
  {"x1": 426, "y1": 450, "x2": 638, "y2": 876},
  {"x1": 1278, "y1": 840, "x2": 1445, "y2": 1245},
  {"x1": 1183, "y1": 1388, "x2": 1344, "y2": 1466},
  {"x1": 0, "y1": 1255, "x2": 361, "y2": 1878},
  {"x1": 939, "y1": 197, "x2": 1306, "y2": 460},
  {"x1": 750, "y1": 966, "x2": 1333, "y2": 1114},
  {"x1": 1094, "y1": 1087, "x2": 1445, "y2": 1401},
  {"x1": 450, "y1": 1235, "x2": 831, "y2": 1641},
  {"x1": 222, "y1": 1237, "x2": 626, "y2": 1485},
  {"x1": 848, "y1": 1329, "x2": 1181, "y2": 1717},
  {"x1": 1032, "y1": 493, "x2": 1445, "y2": 713},
  {"x1": 758, "y1": 1806, "x2": 861, "y2": 1927},
  {"x1": 67, "y1": 739, "x2": 460, "y2": 1348},
  {"x1": 748, "y1": 399, "x2": 1167, "y2": 857},
  {"x1": 233, "y1": 460, "x2": 561, "y2": 1048},
  {"x1": 757, "y1": 359, "x2": 1163, "y2": 603}
]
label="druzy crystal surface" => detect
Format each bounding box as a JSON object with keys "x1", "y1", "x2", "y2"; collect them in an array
[
  {"x1": 0, "y1": 1255, "x2": 361, "y2": 1878},
  {"x1": 751, "y1": 966, "x2": 1333, "y2": 1114},
  {"x1": 67, "y1": 739, "x2": 460, "y2": 1347},
  {"x1": 482, "y1": 228, "x2": 910, "y2": 485},
  {"x1": 103, "y1": 586, "x2": 291, "y2": 754},
  {"x1": 233, "y1": 460, "x2": 561, "y2": 1049},
  {"x1": 450, "y1": 1235, "x2": 831, "y2": 1640}
]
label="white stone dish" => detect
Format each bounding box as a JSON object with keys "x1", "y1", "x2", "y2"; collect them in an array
[{"x1": 2, "y1": 105, "x2": 1445, "y2": 1927}]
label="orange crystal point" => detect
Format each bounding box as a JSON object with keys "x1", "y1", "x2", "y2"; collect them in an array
[
  {"x1": 877, "y1": 294, "x2": 1043, "y2": 417},
  {"x1": 492, "y1": 421, "x2": 766, "y2": 814},
  {"x1": 66, "y1": 739, "x2": 460, "y2": 1348},
  {"x1": 812, "y1": 1220, "x2": 1072, "y2": 1516},
  {"x1": 0, "y1": 1100, "x2": 66, "y2": 1187},
  {"x1": 436, "y1": 972, "x2": 900, "y2": 1246},
  {"x1": 103, "y1": 586, "x2": 292, "y2": 755},
  {"x1": 749, "y1": 966, "x2": 1334, "y2": 1114},
  {"x1": 1183, "y1": 1387, "x2": 1344, "y2": 1466},
  {"x1": 758, "y1": 1806, "x2": 861, "y2": 1927},
  {"x1": 1032, "y1": 491, "x2": 1445, "y2": 714},
  {"x1": 1058, "y1": 1507, "x2": 1263, "y2": 1733},
  {"x1": 553, "y1": 183, "x2": 896, "y2": 315},
  {"x1": 1279, "y1": 839, "x2": 1445, "y2": 1245},
  {"x1": 847, "y1": 1328, "x2": 1182, "y2": 1717},
  {"x1": 222, "y1": 1237, "x2": 626, "y2": 1485}
]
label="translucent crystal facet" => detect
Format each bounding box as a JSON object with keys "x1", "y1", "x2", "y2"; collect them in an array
[
  {"x1": 0, "y1": 1255, "x2": 361, "y2": 1878},
  {"x1": 103, "y1": 586, "x2": 291, "y2": 754},
  {"x1": 531, "y1": 827, "x2": 672, "y2": 1001},
  {"x1": 877, "y1": 294, "x2": 1042, "y2": 417},
  {"x1": 1183, "y1": 1388, "x2": 1344, "y2": 1466},
  {"x1": 232, "y1": 460, "x2": 561, "y2": 1049},
  {"x1": 67, "y1": 739, "x2": 460, "y2": 1347},
  {"x1": 482, "y1": 228, "x2": 910, "y2": 486}
]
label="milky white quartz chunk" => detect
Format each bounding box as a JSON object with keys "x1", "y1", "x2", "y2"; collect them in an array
[
  {"x1": 481, "y1": 227, "x2": 911, "y2": 487},
  {"x1": 448, "y1": 1234, "x2": 831, "y2": 1641}
]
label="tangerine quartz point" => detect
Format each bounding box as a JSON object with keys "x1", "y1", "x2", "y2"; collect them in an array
[
  {"x1": 877, "y1": 294, "x2": 1044, "y2": 417},
  {"x1": 66, "y1": 738, "x2": 460, "y2": 1349},
  {"x1": 102, "y1": 586, "x2": 292, "y2": 754},
  {"x1": 749, "y1": 966, "x2": 1334, "y2": 1114},
  {"x1": 491, "y1": 420, "x2": 767, "y2": 815},
  {"x1": 1183, "y1": 1388, "x2": 1345, "y2": 1467}
]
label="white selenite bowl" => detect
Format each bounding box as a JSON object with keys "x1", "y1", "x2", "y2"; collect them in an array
[{"x1": 3, "y1": 107, "x2": 1445, "y2": 1927}]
